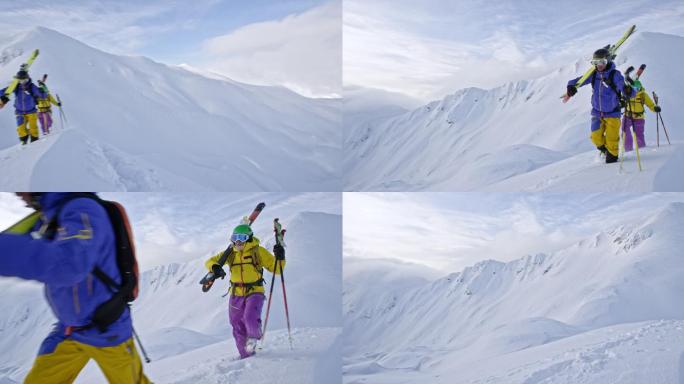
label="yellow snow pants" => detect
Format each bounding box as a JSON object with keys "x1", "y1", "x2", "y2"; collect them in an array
[
  {"x1": 16, "y1": 112, "x2": 39, "y2": 140},
  {"x1": 590, "y1": 116, "x2": 621, "y2": 156},
  {"x1": 24, "y1": 338, "x2": 151, "y2": 384}
]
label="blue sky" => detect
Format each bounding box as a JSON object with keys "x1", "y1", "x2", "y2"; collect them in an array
[
  {"x1": 344, "y1": 193, "x2": 684, "y2": 273},
  {"x1": 0, "y1": 192, "x2": 341, "y2": 270},
  {"x1": 0, "y1": 0, "x2": 340, "y2": 97},
  {"x1": 345, "y1": 0, "x2": 684, "y2": 101}
]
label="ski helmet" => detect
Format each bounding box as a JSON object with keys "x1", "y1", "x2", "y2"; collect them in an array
[
  {"x1": 231, "y1": 224, "x2": 253, "y2": 243},
  {"x1": 16, "y1": 70, "x2": 29, "y2": 80},
  {"x1": 592, "y1": 48, "x2": 610, "y2": 60},
  {"x1": 632, "y1": 79, "x2": 643, "y2": 91}
]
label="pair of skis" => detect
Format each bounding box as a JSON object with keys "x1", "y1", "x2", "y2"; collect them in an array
[
  {"x1": 1, "y1": 49, "x2": 40, "y2": 109},
  {"x1": 562, "y1": 25, "x2": 636, "y2": 102}
]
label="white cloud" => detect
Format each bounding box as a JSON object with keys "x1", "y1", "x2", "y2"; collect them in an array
[
  {"x1": 0, "y1": 2, "x2": 184, "y2": 55},
  {"x1": 344, "y1": 0, "x2": 684, "y2": 102},
  {"x1": 198, "y1": 1, "x2": 341, "y2": 98},
  {"x1": 343, "y1": 193, "x2": 684, "y2": 274}
]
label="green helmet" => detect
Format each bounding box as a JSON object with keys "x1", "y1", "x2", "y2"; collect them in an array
[
  {"x1": 632, "y1": 79, "x2": 643, "y2": 91},
  {"x1": 231, "y1": 224, "x2": 253, "y2": 243}
]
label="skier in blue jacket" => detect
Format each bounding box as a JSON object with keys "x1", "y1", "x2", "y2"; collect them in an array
[
  {"x1": 0, "y1": 193, "x2": 150, "y2": 383},
  {"x1": 567, "y1": 48, "x2": 632, "y2": 163},
  {"x1": 0, "y1": 70, "x2": 46, "y2": 145}
]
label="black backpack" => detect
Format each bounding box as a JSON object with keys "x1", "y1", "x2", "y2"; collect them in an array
[{"x1": 45, "y1": 193, "x2": 139, "y2": 332}]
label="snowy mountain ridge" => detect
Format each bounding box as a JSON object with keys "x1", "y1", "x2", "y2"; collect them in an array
[
  {"x1": 0, "y1": 27, "x2": 341, "y2": 191},
  {"x1": 344, "y1": 31, "x2": 684, "y2": 191},
  {"x1": 343, "y1": 202, "x2": 684, "y2": 383}
]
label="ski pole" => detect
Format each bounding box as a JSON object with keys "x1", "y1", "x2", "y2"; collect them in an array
[
  {"x1": 633, "y1": 130, "x2": 642, "y2": 171},
  {"x1": 55, "y1": 94, "x2": 66, "y2": 130},
  {"x1": 260, "y1": 249, "x2": 279, "y2": 346},
  {"x1": 659, "y1": 113, "x2": 671, "y2": 145},
  {"x1": 132, "y1": 326, "x2": 151, "y2": 363},
  {"x1": 656, "y1": 108, "x2": 660, "y2": 147},
  {"x1": 653, "y1": 91, "x2": 671, "y2": 145},
  {"x1": 619, "y1": 129, "x2": 625, "y2": 173},
  {"x1": 279, "y1": 257, "x2": 294, "y2": 350},
  {"x1": 273, "y1": 218, "x2": 293, "y2": 349}
]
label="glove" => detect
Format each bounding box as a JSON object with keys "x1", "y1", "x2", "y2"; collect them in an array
[
  {"x1": 566, "y1": 85, "x2": 577, "y2": 97},
  {"x1": 211, "y1": 264, "x2": 225, "y2": 278},
  {"x1": 0, "y1": 95, "x2": 9, "y2": 105},
  {"x1": 623, "y1": 85, "x2": 633, "y2": 97},
  {"x1": 57, "y1": 102, "x2": 62, "y2": 107},
  {"x1": 273, "y1": 244, "x2": 285, "y2": 260},
  {"x1": 654, "y1": 106, "x2": 661, "y2": 113}
]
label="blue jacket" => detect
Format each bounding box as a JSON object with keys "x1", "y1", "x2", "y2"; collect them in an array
[
  {"x1": 0, "y1": 193, "x2": 132, "y2": 348},
  {"x1": 568, "y1": 62, "x2": 625, "y2": 118},
  {"x1": 0, "y1": 81, "x2": 45, "y2": 114}
]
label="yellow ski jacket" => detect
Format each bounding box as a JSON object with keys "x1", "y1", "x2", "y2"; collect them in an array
[
  {"x1": 204, "y1": 237, "x2": 284, "y2": 296},
  {"x1": 625, "y1": 89, "x2": 656, "y2": 118}
]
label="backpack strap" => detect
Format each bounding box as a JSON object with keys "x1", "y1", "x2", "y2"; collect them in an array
[
  {"x1": 590, "y1": 69, "x2": 622, "y2": 113},
  {"x1": 229, "y1": 246, "x2": 264, "y2": 295}
]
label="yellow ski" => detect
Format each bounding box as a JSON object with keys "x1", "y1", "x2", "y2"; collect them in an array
[
  {"x1": 562, "y1": 25, "x2": 636, "y2": 102},
  {"x1": 1, "y1": 49, "x2": 40, "y2": 108}
]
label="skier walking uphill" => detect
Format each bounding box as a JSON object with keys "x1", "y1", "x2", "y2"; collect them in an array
[
  {"x1": 622, "y1": 78, "x2": 660, "y2": 152},
  {"x1": 205, "y1": 223, "x2": 286, "y2": 359},
  {"x1": 567, "y1": 48, "x2": 631, "y2": 163},
  {"x1": 36, "y1": 77, "x2": 61, "y2": 135},
  {"x1": 0, "y1": 70, "x2": 46, "y2": 144},
  {"x1": 0, "y1": 193, "x2": 151, "y2": 384}
]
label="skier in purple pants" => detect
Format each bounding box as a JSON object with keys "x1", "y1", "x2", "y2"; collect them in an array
[
  {"x1": 622, "y1": 79, "x2": 659, "y2": 152},
  {"x1": 205, "y1": 224, "x2": 285, "y2": 359}
]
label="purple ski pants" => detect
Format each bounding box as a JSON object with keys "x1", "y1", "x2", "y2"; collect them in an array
[
  {"x1": 622, "y1": 117, "x2": 646, "y2": 152},
  {"x1": 38, "y1": 111, "x2": 53, "y2": 135},
  {"x1": 229, "y1": 293, "x2": 265, "y2": 358}
]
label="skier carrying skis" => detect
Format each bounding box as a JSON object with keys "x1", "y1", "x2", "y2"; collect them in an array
[
  {"x1": 205, "y1": 224, "x2": 286, "y2": 359},
  {"x1": 36, "y1": 78, "x2": 62, "y2": 135},
  {"x1": 566, "y1": 48, "x2": 631, "y2": 163},
  {"x1": 0, "y1": 70, "x2": 46, "y2": 145},
  {"x1": 0, "y1": 193, "x2": 151, "y2": 384},
  {"x1": 622, "y1": 78, "x2": 660, "y2": 152}
]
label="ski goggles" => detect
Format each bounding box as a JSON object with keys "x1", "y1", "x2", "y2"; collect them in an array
[
  {"x1": 231, "y1": 233, "x2": 250, "y2": 243},
  {"x1": 590, "y1": 58, "x2": 608, "y2": 66},
  {"x1": 18, "y1": 78, "x2": 29, "y2": 84}
]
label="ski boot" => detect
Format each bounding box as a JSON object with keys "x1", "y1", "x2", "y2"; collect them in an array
[{"x1": 245, "y1": 338, "x2": 259, "y2": 355}]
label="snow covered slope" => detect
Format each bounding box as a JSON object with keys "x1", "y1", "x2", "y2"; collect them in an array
[
  {"x1": 0, "y1": 27, "x2": 341, "y2": 191},
  {"x1": 344, "y1": 32, "x2": 684, "y2": 191},
  {"x1": 343, "y1": 202, "x2": 684, "y2": 383},
  {"x1": 0, "y1": 210, "x2": 342, "y2": 383}
]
